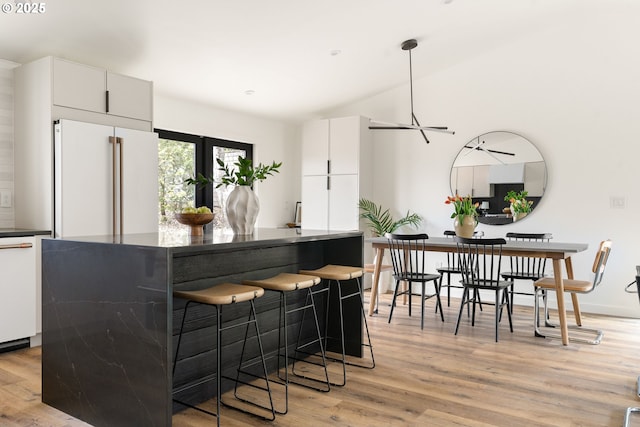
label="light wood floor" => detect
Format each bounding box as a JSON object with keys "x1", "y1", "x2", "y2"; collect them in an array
[{"x1": 1, "y1": 291, "x2": 640, "y2": 427}]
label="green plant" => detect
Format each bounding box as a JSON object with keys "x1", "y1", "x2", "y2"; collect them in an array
[
  {"x1": 358, "y1": 198, "x2": 422, "y2": 236},
  {"x1": 504, "y1": 190, "x2": 533, "y2": 213},
  {"x1": 185, "y1": 156, "x2": 282, "y2": 188},
  {"x1": 445, "y1": 194, "x2": 479, "y2": 225}
]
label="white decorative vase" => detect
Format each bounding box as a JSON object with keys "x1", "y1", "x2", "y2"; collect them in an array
[{"x1": 226, "y1": 186, "x2": 260, "y2": 234}]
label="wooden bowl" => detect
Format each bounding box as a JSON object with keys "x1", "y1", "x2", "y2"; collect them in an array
[{"x1": 175, "y1": 213, "x2": 214, "y2": 236}]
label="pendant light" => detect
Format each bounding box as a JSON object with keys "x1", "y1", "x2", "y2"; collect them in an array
[{"x1": 369, "y1": 39, "x2": 455, "y2": 144}]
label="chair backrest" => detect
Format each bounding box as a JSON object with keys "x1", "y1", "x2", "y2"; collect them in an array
[
  {"x1": 385, "y1": 233, "x2": 429, "y2": 280},
  {"x1": 443, "y1": 230, "x2": 484, "y2": 268},
  {"x1": 591, "y1": 240, "x2": 612, "y2": 290},
  {"x1": 454, "y1": 237, "x2": 507, "y2": 286},
  {"x1": 505, "y1": 232, "x2": 553, "y2": 278}
]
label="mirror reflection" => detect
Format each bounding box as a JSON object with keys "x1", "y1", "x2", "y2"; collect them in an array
[{"x1": 450, "y1": 131, "x2": 547, "y2": 225}]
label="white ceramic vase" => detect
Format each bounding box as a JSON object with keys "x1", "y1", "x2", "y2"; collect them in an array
[{"x1": 225, "y1": 186, "x2": 260, "y2": 234}]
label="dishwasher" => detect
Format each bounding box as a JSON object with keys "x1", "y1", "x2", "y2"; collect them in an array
[
  {"x1": 0, "y1": 236, "x2": 36, "y2": 352},
  {"x1": 624, "y1": 267, "x2": 640, "y2": 427}
]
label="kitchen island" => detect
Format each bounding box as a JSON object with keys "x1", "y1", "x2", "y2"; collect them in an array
[{"x1": 41, "y1": 228, "x2": 363, "y2": 427}]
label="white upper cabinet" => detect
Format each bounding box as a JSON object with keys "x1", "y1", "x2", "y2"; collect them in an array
[
  {"x1": 106, "y1": 72, "x2": 153, "y2": 122},
  {"x1": 53, "y1": 59, "x2": 105, "y2": 113},
  {"x1": 302, "y1": 116, "x2": 361, "y2": 176},
  {"x1": 301, "y1": 116, "x2": 371, "y2": 231},
  {"x1": 52, "y1": 58, "x2": 153, "y2": 122}
]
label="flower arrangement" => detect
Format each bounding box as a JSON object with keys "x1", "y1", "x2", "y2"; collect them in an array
[
  {"x1": 504, "y1": 190, "x2": 533, "y2": 213},
  {"x1": 445, "y1": 194, "x2": 479, "y2": 225}
]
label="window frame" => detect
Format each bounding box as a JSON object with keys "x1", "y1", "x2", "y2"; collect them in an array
[{"x1": 155, "y1": 128, "x2": 253, "y2": 209}]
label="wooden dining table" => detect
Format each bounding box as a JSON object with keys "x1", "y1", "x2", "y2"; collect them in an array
[{"x1": 367, "y1": 236, "x2": 589, "y2": 346}]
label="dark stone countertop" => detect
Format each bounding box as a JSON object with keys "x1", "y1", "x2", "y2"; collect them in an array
[
  {"x1": 45, "y1": 227, "x2": 363, "y2": 254},
  {"x1": 0, "y1": 228, "x2": 51, "y2": 238}
]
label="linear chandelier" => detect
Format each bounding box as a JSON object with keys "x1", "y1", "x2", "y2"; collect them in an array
[{"x1": 369, "y1": 39, "x2": 455, "y2": 144}]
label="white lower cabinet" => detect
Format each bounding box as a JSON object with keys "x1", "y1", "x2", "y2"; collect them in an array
[{"x1": 0, "y1": 236, "x2": 36, "y2": 344}]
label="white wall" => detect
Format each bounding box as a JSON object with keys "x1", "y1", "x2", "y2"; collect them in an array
[
  {"x1": 325, "y1": 5, "x2": 640, "y2": 317},
  {"x1": 154, "y1": 94, "x2": 300, "y2": 228}
]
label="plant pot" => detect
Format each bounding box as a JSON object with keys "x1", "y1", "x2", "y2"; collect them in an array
[
  {"x1": 454, "y1": 215, "x2": 477, "y2": 238},
  {"x1": 226, "y1": 186, "x2": 259, "y2": 235},
  {"x1": 513, "y1": 211, "x2": 528, "y2": 222}
]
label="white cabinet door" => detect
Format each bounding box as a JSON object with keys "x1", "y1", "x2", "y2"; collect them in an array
[
  {"x1": 301, "y1": 176, "x2": 328, "y2": 229},
  {"x1": 53, "y1": 58, "x2": 105, "y2": 113},
  {"x1": 473, "y1": 165, "x2": 492, "y2": 197},
  {"x1": 54, "y1": 120, "x2": 113, "y2": 237},
  {"x1": 116, "y1": 127, "x2": 159, "y2": 234},
  {"x1": 453, "y1": 166, "x2": 474, "y2": 196},
  {"x1": 524, "y1": 161, "x2": 546, "y2": 197},
  {"x1": 302, "y1": 119, "x2": 329, "y2": 176},
  {"x1": 107, "y1": 72, "x2": 153, "y2": 122},
  {"x1": 329, "y1": 116, "x2": 360, "y2": 175},
  {"x1": 329, "y1": 174, "x2": 359, "y2": 230},
  {"x1": 0, "y1": 237, "x2": 36, "y2": 343}
]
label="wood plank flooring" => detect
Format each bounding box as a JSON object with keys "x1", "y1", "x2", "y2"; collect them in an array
[{"x1": 1, "y1": 291, "x2": 639, "y2": 426}]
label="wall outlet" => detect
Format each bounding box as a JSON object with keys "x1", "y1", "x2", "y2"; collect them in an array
[
  {"x1": 610, "y1": 196, "x2": 626, "y2": 209},
  {"x1": 0, "y1": 190, "x2": 11, "y2": 208}
]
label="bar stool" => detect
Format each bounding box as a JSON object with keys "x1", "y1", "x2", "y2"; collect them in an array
[
  {"x1": 172, "y1": 283, "x2": 275, "y2": 426},
  {"x1": 298, "y1": 264, "x2": 375, "y2": 387},
  {"x1": 242, "y1": 272, "x2": 330, "y2": 414}
]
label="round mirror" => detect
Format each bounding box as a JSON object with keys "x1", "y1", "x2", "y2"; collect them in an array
[{"x1": 450, "y1": 131, "x2": 547, "y2": 225}]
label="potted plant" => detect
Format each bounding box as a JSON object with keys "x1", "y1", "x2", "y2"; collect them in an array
[
  {"x1": 186, "y1": 156, "x2": 282, "y2": 234},
  {"x1": 445, "y1": 194, "x2": 478, "y2": 237},
  {"x1": 504, "y1": 190, "x2": 533, "y2": 222},
  {"x1": 358, "y1": 198, "x2": 422, "y2": 237}
]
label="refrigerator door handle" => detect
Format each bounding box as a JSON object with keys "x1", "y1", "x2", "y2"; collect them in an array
[
  {"x1": 117, "y1": 136, "x2": 124, "y2": 236},
  {"x1": 110, "y1": 136, "x2": 118, "y2": 235}
]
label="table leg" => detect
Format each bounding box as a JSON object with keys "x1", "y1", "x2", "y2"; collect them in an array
[
  {"x1": 368, "y1": 247, "x2": 385, "y2": 316},
  {"x1": 553, "y1": 259, "x2": 569, "y2": 345},
  {"x1": 565, "y1": 257, "x2": 582, "y2": 326}
]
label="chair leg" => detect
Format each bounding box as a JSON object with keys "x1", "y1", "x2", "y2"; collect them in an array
[
  {"x1": 421, "y1": 283, "x2": 426, "y2": 330},
  {"x1": 454, "y1": 287, "x2": 469, "y2": 335},
  {"x1": 388, "y1": 279, "x2": 401, "y2": 324},
  {"x1": 434, "y1": 279, "x2": 445, "y2": 322}
]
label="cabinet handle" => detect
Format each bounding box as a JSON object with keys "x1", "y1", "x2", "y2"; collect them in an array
[
  {"x1": 106, "y1": 90, "x2": 110, "y2": 113},
  {"x1": 327, "y1": 160, "x2": 331, "y2": 174},
  {"x1": 0, "y1": 243, "x2": 33, "y2": 250},
  {"x1": 327, "y1": 176, "x2": 330, "y2": 190}
]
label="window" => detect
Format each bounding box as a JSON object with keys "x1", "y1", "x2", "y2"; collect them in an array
[{"x1": 156, "y1": 129, "x2": 253, "y2": 232}]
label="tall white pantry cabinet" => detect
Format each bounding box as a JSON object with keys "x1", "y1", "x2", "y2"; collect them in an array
[
  {"x1": 301, "y1": 116, "x2": 372, "y2": 231},
  {"x1": 13, "y1": 56, "x2": 154, "y2": 344}
]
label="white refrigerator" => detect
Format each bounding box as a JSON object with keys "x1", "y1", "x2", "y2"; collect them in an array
[{"x1": 53, "y1": 119, "x2": 159, "y2": 237}]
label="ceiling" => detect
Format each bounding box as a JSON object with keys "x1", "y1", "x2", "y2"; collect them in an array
[{"x1": 0, "y1": 0, "x2": 603, "y2": 122}]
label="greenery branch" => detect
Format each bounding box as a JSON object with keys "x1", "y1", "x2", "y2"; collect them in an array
[
  {"x1": 358, "y1": 198, "x2": 422, "y2": 237},
  {"x1": 185, "y1": 156, "x2": 282, "y2": 188}
]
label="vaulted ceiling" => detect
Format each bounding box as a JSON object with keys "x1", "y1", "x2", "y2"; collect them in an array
[{"x1": 0, "y1": 0, "x2": 615, "y2": 122}]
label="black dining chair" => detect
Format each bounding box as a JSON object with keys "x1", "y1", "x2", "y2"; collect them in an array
[
  {"x1": 438, "y1": 230, "x2": 484, "y2": 308},
  {"x1": 385, "y1": 233, "x2": 444, "y2": 330},
  {"x1": 501, "y1": 232, "x2": 553, "y2": 313},
  {"x1": 454, "y1": 237, "x2": 513, "y2": 342}
]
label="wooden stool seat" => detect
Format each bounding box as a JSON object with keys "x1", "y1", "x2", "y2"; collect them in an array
[
  {"x1": 242, "y1": 272, "x2": 330, "y2": 414},
  {"x1": 243, "y1": 273, "x2": 320, "y2": 292},
  {"x1": 299, "y1": 264, "x2": 374, "y2": 387},
  {"x1": 172, "y1": 282, "x2": 274, "y2": 425},
  {"x1": 173, "y1": 283, "x2": 264, "y2": 306},
  {"x1": 300, "y1": 264, "x2": 363, "y2": 281}
]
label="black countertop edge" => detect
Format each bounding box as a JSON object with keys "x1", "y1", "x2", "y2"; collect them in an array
[
  {"x1": 42, "y1": 228, "x2": 363, "y2": 253},
  {"x1": 0, "y1": 229, "x2": 51, "y2": 238}
]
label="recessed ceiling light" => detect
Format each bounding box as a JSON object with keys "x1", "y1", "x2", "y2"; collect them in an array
[
  {"x1": 245, "y1": 89, "x2": 255, "y2": 95},
  {"x1": 330, "y1": 49, "x2": 341, "y2": 56}
]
